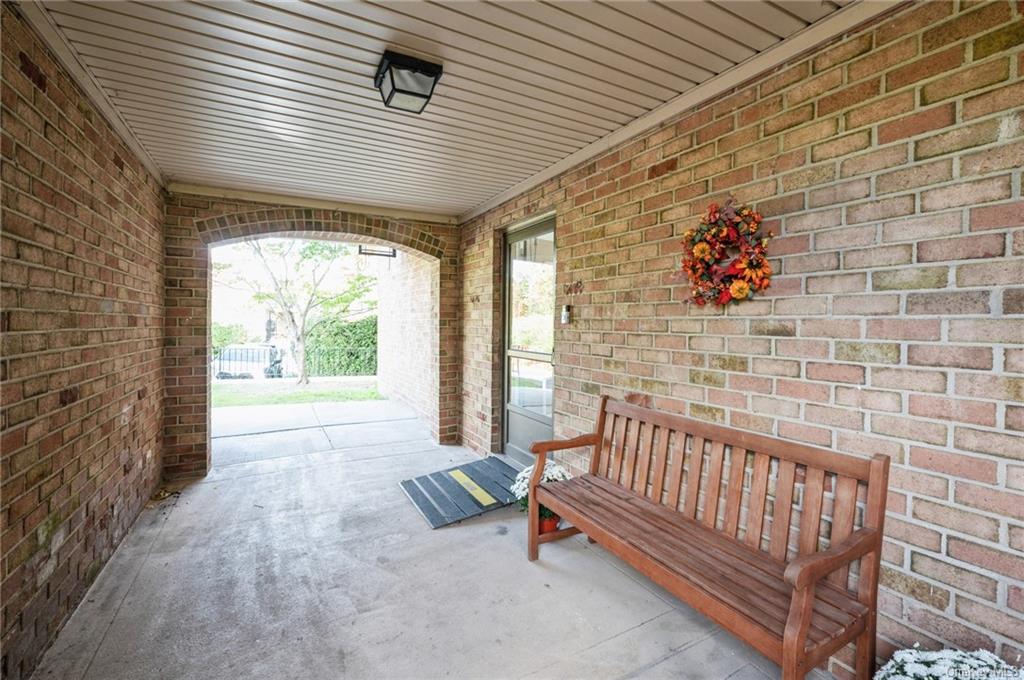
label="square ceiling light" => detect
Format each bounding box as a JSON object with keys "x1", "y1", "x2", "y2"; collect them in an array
[{"x1": 373, "y1": 50, "x2": 443, "y2": 114}]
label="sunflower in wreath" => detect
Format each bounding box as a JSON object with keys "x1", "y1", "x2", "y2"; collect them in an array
[{"x1": 680, "y1": 199, "x2": 773, "y2": 306}]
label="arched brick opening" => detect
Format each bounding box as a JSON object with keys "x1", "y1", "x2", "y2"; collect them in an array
[
  {"x1": 163, "y1": 195, "x2": 460, "y2": 479},
  {"x1": 195, "y1": 208, "x2": 448, "y2": 260}
]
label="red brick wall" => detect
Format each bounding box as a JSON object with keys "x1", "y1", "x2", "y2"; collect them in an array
[
  {"x1": 1, "y1": 6, "x2": 165, "y2": 678},
  {"x1": 377, "y1": 250, "x2": 441, "y2": 431},
  {"x1": 460, "y1": 1, "x2": 1024, "y2": 672},
  {"x1": 163, "y1": 193, "x2": 461, "y2": 478},
  {"x1": 461, "y1": 221, "x2": 504, "y2": 454}
]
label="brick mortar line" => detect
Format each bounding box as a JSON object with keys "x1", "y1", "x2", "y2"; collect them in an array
[
  {"x1": 0, "y1": 225, "x2": 166, "y2": 283},
  {"x1": 1, "y1": 143, "x2": 162, "y2": 233},
  {"x1": 548, "y1": 108, "x2": 1020, "y2": 213},
  {"x1": 3, "y1": 364, "x2": 162, "y2": 439},
  {"x1": 550, "y1": 133, "x2": 1021, "y2": 232}
]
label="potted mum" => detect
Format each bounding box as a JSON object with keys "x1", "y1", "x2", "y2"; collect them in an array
[
  {"x1": 875, "y1": 645, "x2": 1023, "y2": 679},
  {"x1": 511, "y1": 460, "x2": 571, "y2": 534}
]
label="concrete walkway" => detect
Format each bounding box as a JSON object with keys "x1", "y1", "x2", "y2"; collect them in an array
[
  {"x1": 33, "y1": 402, "x2": 822, "y2": 680},
  {"x1": 211, "y1": 400, "x2": 426, "y2": 466}
]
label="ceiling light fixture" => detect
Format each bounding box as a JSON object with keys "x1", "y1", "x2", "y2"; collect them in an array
[{"x1": 373, "y1": 50, "x2": 443, "y2": 114}]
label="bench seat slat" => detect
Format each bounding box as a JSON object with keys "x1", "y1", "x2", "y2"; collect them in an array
[
  {"x1": 556, "y1": 477, "x2": 864, "y2": 637},
  {"x1": 539, "y1": 492, "x2": 785, "y2": 661},
  {"x1": 545, "y1": 484, "x2": 810, "y2": 647},
  {"x1": 539, "y1": 475, "x2": 868, "y2": 655},
  {"x1": 565, "y1": 475, "x2": 868, "y2": 623}
]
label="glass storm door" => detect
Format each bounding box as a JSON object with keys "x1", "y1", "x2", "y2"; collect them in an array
[{"x1": 504, "y1": 220, "x2": 556, "y2": 462}]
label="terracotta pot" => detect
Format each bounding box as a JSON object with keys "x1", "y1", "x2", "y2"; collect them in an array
[{"x1": 539, "y1": 515, "x2": 561, "y2": 534}]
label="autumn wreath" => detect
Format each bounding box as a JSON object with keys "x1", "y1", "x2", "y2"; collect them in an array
[{"x1": 681, "y1": 200, "x2": 773, "y2": 306}]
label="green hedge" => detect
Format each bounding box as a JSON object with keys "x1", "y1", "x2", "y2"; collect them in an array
[{"x1": 305, "y1": 315, "x2": 377, "y2": 376}]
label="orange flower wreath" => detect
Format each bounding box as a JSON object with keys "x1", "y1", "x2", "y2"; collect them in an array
[{"x1": 681, "y1": 200, "x2": 773, "y2": 306}]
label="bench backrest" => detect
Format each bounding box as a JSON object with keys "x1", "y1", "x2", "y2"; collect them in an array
[{"x1": 592, "y1": 397, "x2": 889, "y2": 591}]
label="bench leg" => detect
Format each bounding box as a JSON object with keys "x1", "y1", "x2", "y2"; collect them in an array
[
  {"x1": 527, "y1": 492, "x2": 539, "y2": 561},
  {"x1": 587, "y1": 536, "x2": 596, "y2": 543},
  {"x1": 854, "y1": 618, "x2": 877, "y2": 679},
  {"x1": 782, "y1": 586, "x2": 813, "y2": 680},
  {"x1": 781, "y1": 661, "x2": 805, "y2": 680}
]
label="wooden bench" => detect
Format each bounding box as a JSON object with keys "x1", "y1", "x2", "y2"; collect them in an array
[{"x1": 527, "y1": 396, "x2": 889, "y2": 680}]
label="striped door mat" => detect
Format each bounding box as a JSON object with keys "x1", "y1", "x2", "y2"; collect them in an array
[{"x1": 400, "y1": 457, "x2": 520, "y2": 529}]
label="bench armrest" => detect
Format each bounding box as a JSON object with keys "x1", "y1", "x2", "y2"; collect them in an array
[
  {"x1": 784, "y1": 527, "x2": 880, "y2": 590},
  {"x1": 528, "y1": 433, "x2": 599, "y2": 490},
  {"x1": 529, "y1": 433, "x2": 599, "y2": 455}
]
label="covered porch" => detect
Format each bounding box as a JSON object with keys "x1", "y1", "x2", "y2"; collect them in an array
[{"x1": 2, "y1": 1, "x2": 1022, "y2": 679}]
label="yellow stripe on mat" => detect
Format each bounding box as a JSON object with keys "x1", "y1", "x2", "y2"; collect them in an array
[{"x1": 449, "y1": 469, "x2": 497, "y2": 506}]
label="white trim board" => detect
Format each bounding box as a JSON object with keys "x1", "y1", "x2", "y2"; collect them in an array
[
  {"x1": 508, "y1": 210, "x2": 558, "y2": 234},
  {"x1": 18, "y1": 1, "x2": 165, "y2": 183},
  {"x1": 458, "y1": 0, "x2": 904, "y2": 223},
  {"x1": 166, "y1": 183, "x2": 460, "y2": 226}
]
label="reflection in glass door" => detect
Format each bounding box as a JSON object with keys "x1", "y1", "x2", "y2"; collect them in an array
[{"x1": 504, "y1": 220, "x2": 555, "y2": 463}]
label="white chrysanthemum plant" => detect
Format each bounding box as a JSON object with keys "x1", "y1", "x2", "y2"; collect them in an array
[
  {"x1": 511, "y1": 460, "x2": 571, "y2": 519},
  {"x1": 875, "y1": 645, "x2": 1024, "y2": 680}
]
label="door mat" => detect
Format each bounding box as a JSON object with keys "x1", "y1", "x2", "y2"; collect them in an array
[{"x1": 400, "y1": 457, "x2": 520, "y2": 529}]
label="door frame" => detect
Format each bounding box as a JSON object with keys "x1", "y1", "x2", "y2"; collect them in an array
[{"x1": 501, "y1": 215, "x2": 556, "y2": 461}]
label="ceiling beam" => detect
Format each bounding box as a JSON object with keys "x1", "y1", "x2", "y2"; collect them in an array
[
  {"x1": 18, "y1": 1, "x2": 165, "y2": 183},
  {"x1": 459, "y1": 0, "x2": 906, "y2": 223},
  {"x1": 166, "y1": 183, "x2": 459, "y2": 226}
]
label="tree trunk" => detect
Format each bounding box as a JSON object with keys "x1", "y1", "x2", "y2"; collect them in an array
[{"x1": 294, "y1": 337, "x2": 309, "y2": 385}]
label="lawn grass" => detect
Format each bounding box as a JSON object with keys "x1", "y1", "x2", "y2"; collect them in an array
[{"x1": 211, "y1": 381, "x2": 382, "y2": 407}]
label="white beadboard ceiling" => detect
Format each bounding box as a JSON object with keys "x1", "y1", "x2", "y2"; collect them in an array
[{"x1": 29, "y1": 0, "x2": 878, "y2": 220}]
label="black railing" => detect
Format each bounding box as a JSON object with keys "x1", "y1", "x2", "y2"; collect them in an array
[
  {"x1": 212, "y1": 346, "x2": 376, "y2": 378},
  {"x1": 212, "y1": 347, "x2": 278, "y2": 379}
]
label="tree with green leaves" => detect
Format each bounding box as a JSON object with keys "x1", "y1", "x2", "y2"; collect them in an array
[
  {"x1": 211, "y1": 322, "x2": 251, "y2": 353},
  {"x1": 214, "y1": 239, "x2": 375, "y2": 384}
]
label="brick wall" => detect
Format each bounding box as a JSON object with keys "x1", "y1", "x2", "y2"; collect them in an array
[
  {"x1": 460, "y1": 0, "x2": 1024, "y2": 673},
  {"x1": 163, "y1": 193, "x2": 462, "y2": 478},
  {"x1": 461, "y1": 219, "x2": 504, "y2": 454},
  {"x1": 1, "y1": 5, "x2": 165, "y2": 678},
  {"x1": 377, "y1": 250, "x2": 441, "y2": 430}
]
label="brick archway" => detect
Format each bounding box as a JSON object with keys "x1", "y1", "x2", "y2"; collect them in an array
[
  {"x1": 194, "y1": 207, "x2": 448, "y2": 260},
  {"x1": 163, "y1": 194, "x2": 460, "y2": 479}
]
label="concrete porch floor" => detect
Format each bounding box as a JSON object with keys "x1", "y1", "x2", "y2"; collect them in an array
[
  {"x1": 33, "y1": 401, "x2": 825, "y2": 680},
  {"x1": 210, "y1": 400, "x2": 428, "y2": 466}
]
